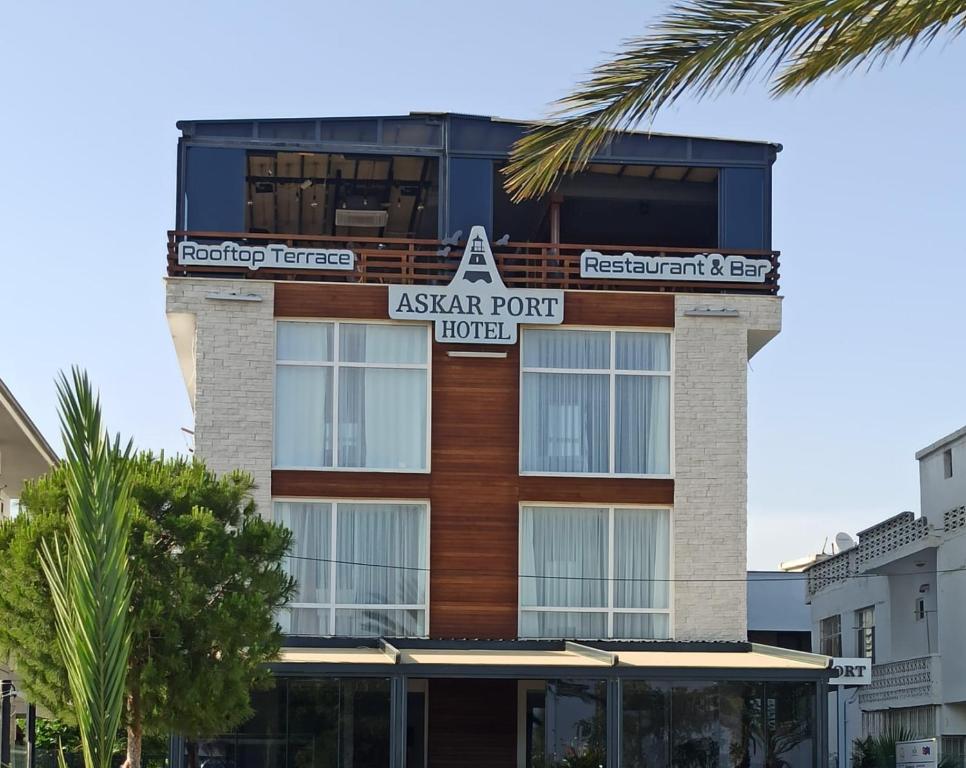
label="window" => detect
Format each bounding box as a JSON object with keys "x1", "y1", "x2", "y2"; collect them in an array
[
  {"x1": 820, "y1": 615, "x2": 842, "y2": 656},
  {"x1": 275, "y1": 321, "x2": 429, "y2": 471},
  {"x1": 246, "y1": 151, "x2": 439, "y2": 239},
  {"x1": 915, "y1": 598, "x2": 927, "y2": 621},
  {"x1": 519, "y1": 505, "x2": 671, "y2": 639},
  {"x1": 856, "y1": 606, "x2": 875, "y2": 661},
  {"x1": 274, "y1": 500, "x2": 428, "y2": 637},
  {"x1": 944, "y1": 448, "x2": 954, "y2": 479},
  {"x1": 520, "y1": 329, "x2": 671, "y2": 476}
]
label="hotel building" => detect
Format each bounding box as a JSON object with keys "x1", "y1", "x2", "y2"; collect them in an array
[{"x1": 164, "y1": 112, "x2": 829, "y2": 768}]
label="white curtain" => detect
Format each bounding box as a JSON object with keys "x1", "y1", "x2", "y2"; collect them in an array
[
  {"x1": 274, "y1": 501, "x2": 331, "y2": 635},
  {"x1": 275, "y1": 366, "x2": 332, "y2": 467},
  {"x1": 339, "y1": 323, "x2": 426, "y2": 364},
  {"x1": 521, "y1": 373, "x2": 609, "y2": 473},
  {"x1": 613, "y1": 613, "x2": 670, "y2": 639},
  {"x1": 615, "y1": 331, "x2": 671, "y2": 474},
  {"x1": 520, "y1": 506, "x2": 607, "y2": 608},
  {"x1": 520, "y1": 611, "x2": 607, "y2": 639},
  {"x1": 615, "y1": 376, "x2": 670, "y2": 474},
  {"x1": 277, "y1": 321, "x2": 333, "y2": 362},
  {"x1": 335, "y1": 608, "x2": 422, "y2": 638},
  {"x1": 338, "y1": 368, "x2": 427, "y2": 470},
  {"x1": 523, "y1": 329, "x2": 609, "y2": 369},
  {"x1": 614, "y1": 508, "x2": 670, "y2": 610},
  {"x1": 337, "y1": 324, "x2": 427, "y2": 470},
  {"x1": 335, "y1": 503, "x2": 427, "y2": 605},
  {"x1": 615, "y1": 331, "x2": 670, "y2": 371}
]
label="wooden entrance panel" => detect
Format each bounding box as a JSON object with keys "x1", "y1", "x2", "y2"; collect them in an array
[{"x1": 427, "y1": 678, "x2": 517, "y2": 768}]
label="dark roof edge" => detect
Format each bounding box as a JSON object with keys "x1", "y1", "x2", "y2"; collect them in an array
[{"x1": 174, "y1": 112, "x2": 781, "y2": 150}]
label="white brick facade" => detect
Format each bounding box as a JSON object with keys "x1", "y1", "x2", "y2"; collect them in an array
[
  {"x1": 165, "y1": 278, "x2": 276, "y2": 514},
  {"x1": 672, "y1": 294, "x2": 782, "y2": 640}
]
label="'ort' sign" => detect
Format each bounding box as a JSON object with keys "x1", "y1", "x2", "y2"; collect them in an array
[{"x1": 829, "y1": 657, "x2": 872, "y2": 686}]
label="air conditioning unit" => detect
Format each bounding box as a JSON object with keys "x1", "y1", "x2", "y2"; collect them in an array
[{"x1": 335, "y1": 209, "x2": 389, "y2": 228}]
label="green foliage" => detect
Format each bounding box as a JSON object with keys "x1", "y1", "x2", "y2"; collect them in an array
[
  {"x1": 0, "y1": 449, "x2": 295, "y2": 746},
  {"x1": 502, "y1": 0, "x2": 966, "y2": 201},
  {"x1": 852, "y1": 728, "x2": 915, "y2": 768},
  {"x1": 39, "y1": 369, "x2": 134, "y2": 768}
]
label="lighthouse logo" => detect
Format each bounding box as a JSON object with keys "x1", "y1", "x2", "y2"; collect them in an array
[{"x1": 388, "y1": 225, "x2": 564, "y2": 345}]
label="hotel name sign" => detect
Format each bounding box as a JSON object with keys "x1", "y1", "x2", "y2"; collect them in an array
[
  {"x1": 580, "y1": 250, "x2": 772, "y2": 283},
  {"x1": 389, "y1": 225, "x2": 563, "y2": 344}
]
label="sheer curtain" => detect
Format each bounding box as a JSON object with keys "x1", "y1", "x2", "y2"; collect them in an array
[
  {"x1": 613, "y1": 508, "x2": 670, "y2": 610},
  {"x1": 275, "y1": 322, "x2": 334, "y2": 468},
  {"x1": 521, "y1": 329, "x2": 671, "y2": 475},
  {"x1": 615, "y1": 376, "x2": 670, "y2": 474},
  {"x1": 335, "y1": 502, "x2": 427, "y2": 637},
  {"x1": 520, "y1": 506, "x2": 607, "y2": 637},
  {"x1": 522, "y1": 374, "x2": 609, "y2": 473},
  {"x1": 275, "y1": 367, "x2": 331, "y2": 467},
  {"x1": 615, "y1": 332, "x2": 671, "y2": 474},
  {"x1": 274, "y1": 501, "x2": 331, "y2": 635},
  {"x1": 337, "y1": 324, "x2": 428, "y2": 470}
]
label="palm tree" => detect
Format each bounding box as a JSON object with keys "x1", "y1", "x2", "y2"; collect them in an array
[
  {"x1": 503, "y1": 0, "x2": 966, "y2": 201},
  {"x1": 40, "y1": 369, "x2": 134, "y2": 768}
]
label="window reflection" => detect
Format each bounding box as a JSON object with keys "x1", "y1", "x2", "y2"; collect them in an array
[
  {"x1": 622, "y1": 680, "x2": 814, "y2": 768},
  {"x1": 189, "y1": 678, "x2": 391, "y2": 768}
]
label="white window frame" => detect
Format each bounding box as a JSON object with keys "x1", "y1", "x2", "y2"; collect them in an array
[
  {"x1": 273, "y1": 318, "x2": 432, "y2": 473},
  {"x1": 517, "y1": 502, "x2": 674, "y2": 640},
  {"x1": 274, "y1": 496, "x2": 431, "y2": 638},
  {"x1": 518, "y1": 325, "x2": 674, "y2": 479}
]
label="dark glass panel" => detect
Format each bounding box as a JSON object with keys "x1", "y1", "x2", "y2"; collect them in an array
[
  {"x1": 287, "y1": 680, "x2": 340, "y2": 768},
  {"x1": 765, "y1": 682, "x2": 815, "y2": 768},
  {"x1": 622, "y1": 681, "x2": 670, "y2": 768},
  {"x1": 339, "y1": 679, "x2": 391, "y2": 768},
  {"x1": 545, "y1": 680, "x2": 607, "y2": 768},
  {"x1": 671, "y1": 682, "x2": 720, "y2": 768},
  {"x1": 719, "y1": 682, "x2": 766, "y2": 768}
]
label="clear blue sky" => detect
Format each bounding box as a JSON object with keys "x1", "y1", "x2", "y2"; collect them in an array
[{"x1": 2, "y1": 1, "x2": 964, "y2": 569}]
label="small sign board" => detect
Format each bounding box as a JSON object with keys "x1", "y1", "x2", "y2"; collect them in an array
[
  {"x1": 897, "y1": 739, "x2": 938, "y2": 768},
  {"x1": 389, "y1": 225, "x2": 564, "y2": 344},
  {"x1": 580, "y1": 249, "x2": 773, "y2": 283},
  {"x1": 829, "y1": 657, "x2": 872, "y2": 686},
  {"x1": 178, "y1": 240, "x2": 355, "y2": 271}
]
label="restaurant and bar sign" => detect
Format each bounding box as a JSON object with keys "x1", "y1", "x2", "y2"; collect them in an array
[
  {"x1": 580, "y1": 249, "x2": 772, "y2": 283},
  {"x1": 178, "y1": 240, "x2": 355, "y2": 271},
  {"x1": 389, "y1": 225, "x2": 564, "y2": 344}
]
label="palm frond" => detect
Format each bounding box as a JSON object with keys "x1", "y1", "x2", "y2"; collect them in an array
[
  {"x1": 503, "y1": 0, "x2": 966, "y2": 200},
  {"x1": 40, "y1": 368, "x2": 134, "y2": 768}
]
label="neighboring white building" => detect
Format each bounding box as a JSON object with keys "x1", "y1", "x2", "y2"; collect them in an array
[
  {"x1": 805, "y1": 425, "x2": 966, "y2": 767},
  {"x1": 0, "y1": 377, "x2": 56, "y2": 767},
  {"x1": 0, "y1": 377, "x2": 57, "y2": 521}
]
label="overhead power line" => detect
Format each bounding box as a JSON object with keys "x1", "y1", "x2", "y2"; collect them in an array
[{"x1": 282, "y1": 553, "x2": 957, "y2": 584}]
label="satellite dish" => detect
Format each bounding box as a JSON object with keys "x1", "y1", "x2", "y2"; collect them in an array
[{"x1": 835, "y1": 532, "x2": 856, "y2": 553}]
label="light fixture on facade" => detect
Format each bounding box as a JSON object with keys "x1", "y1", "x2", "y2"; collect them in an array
[{"x1": 204, "y1": 291, "x2": 264, "y2": 303}]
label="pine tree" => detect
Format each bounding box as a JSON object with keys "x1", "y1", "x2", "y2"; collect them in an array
[{"x1": 0, "y1": 453, "x2": 295, "y2": 768}]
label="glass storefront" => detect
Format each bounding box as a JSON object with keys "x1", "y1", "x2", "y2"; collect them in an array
[
  {"x1": 622, "y1": 681, "x2": 815, "y2": 768},
  {"x1": 197, "y1": 676, "x2": 817, "y2": 768},
  {"x1": 190, "y1": 678, "x2": 391, "y2": 768}
]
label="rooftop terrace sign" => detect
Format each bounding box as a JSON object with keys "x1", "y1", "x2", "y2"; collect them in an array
[
  {"x1": 580, "y1": 250, "x2": 772, "y2": 283},
  {"x1": 388, "y1": 226, "x2": 564, "y2": 344},
  {"x1": 177, "y1": 240, "x2": 355, "y2": 271}
]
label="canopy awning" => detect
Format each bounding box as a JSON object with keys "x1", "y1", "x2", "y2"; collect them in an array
[{"x1": 271, "y1": 640, "x2": 830, "y2": 680}]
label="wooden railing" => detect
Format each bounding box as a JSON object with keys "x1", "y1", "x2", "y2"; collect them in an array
[{"x1": 166, "y1": 230, "x2": 780, "y2": 294}]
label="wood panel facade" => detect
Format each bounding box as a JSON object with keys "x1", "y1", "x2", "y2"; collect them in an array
[
  {"x1": 426, "y1": 679, "x2": 518, "y2": 768},
  {"x1": 272, "y1": 283, "x2": 675, "y2": 639}
]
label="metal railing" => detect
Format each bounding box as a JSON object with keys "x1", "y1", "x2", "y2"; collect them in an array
[{"x1": 166, "y1": 231, "x2": 781, "y2": 295}]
